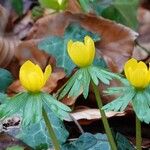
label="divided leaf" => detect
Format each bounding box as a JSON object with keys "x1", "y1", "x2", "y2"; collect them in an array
[
  {"x1": 102, "y1": 87, "x2": 136, "y2": 112},
  {"x1": 132, "y1": 90, "x2": 150, "y2": 124},
  {"x1": 42, "y1": 93, "x2": 71, "y2": 120},
  {"x1": 58, "y1": 66, "x2": 120, "y2": 100}
]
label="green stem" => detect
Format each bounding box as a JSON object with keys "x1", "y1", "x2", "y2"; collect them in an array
[
  {"x1": 92, "y1": 81, "x2": 117, "y2": 150},
  {"x1": 42, "y1": 107, "x2": 61, "y2": 150},
  {"x1": 136, "y1": 116, "x2": 142, "y2": 150}
]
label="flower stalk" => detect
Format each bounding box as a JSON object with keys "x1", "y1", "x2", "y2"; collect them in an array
[
  {"x1": 42, "y1": 107, "x2": 61, "y2": 150},
  {"x1": 92, "y1": 81, "x2": 117, "y2": 150},
  {"x1": 136, "y1": 116, "x2": 142, "y2": 150}
]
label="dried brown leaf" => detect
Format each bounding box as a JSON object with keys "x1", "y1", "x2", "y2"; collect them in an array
[
  {"x1": 66, "y1": 0, "x2": 82, "y2": 13},
  {"x1": 132, "y1": 8, "x2": 150, "y2": 60},
  {"x1": 67, "y1": 107, "x2": 125, "y2": 122},
  {"x1": 12, "y1": 12, "x2": 34, "y2": 40},
  {"x1": 61, "y1": 97, "x2": 79, "y2": 106},
  {"x1": 27, "y1": 11, "x2": 137, "y2": 72},
  {"x1": 15, "y1": 39, "x2": 50, "y2": 69},
  {"x1": 0, "y1": 133, "x2": 31, "y2": 150},
  {"x1": 0, "y1": 37, "x2": 20, "y2": 68},
  {"x1": 43, "y1": 68, "x2": 66, "y2": 93},
  {"x1": 7, "y1": 80, "x2": 24, "y2": 95},
  {"x1": 0, "y1": 4, "x2": 9, "y2": 35}
]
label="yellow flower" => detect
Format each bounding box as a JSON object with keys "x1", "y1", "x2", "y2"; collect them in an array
[
  {"x1": 124, "y1": 58, "x2": 150, "y2": 88},
  {"x1": 67, "y1": 36, "x2": 95, "y2": 67},
  {"x1": 19, "y1": 60, "x2": 52, "y2": 92}
]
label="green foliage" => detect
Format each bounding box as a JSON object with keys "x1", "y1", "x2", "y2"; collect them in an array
[
  {"x1": 88, "y1": 66, "x2": 116, "y2": 85},
  {"x1": 58, "y1": 68, "x2": 90, "y2": 99},
  {"x1": 62, "y1": 132, "x2": 134, "y2": 150},
  {"x1": 38, "y1": 23, "x2": 101, "y2": 75},
  {"x1": 0, "y1": 92, "x2": 8, "y2": 103},
  {"x1": 0, "y1": 68, "x2": 13, "y2": 93},
  {"x1": 0, "y1": 93, "x2": 27, "y2": 119},
  {"x1": 42, "y1": 93, "x2": 71, "y2": 120},
  {"x1": 62, "y1": 132, "x2": 110, "y2": 150},
  {"x1": 32, "y1": 6, "x2": 44, "y2": 21},
  {"x1": 3, "y1": 93, "x2": 70, "y2": 149},
  {"x1": 93, "y1": 56, "x2": 107, "y2": 68},
  {"x1": 132, "y1": 88, "x2": 150, "y2": 124},
  {"x1": 38, "y1": 0, "x2": 68, "y2": 11},
  {"x1": 17, "y1": 108, "x2": 69, "y2": 149},
  {"x1": 0, "y1": 92, "x2": 71, "y2": 126},
  {"x1": 116, "y1": 133, "x2": 134, "y2": 150},
  {"x1": 11, "y1": 0, "x2": 23, "y2": 16},
  {"x1": 103, "y1": 78, "x2": 150, "y2": 124},
  {"x1": 79, "y1": 0, "x2": 139, "y2": 30},
  {"x1": 6, "y1": 146, "x2": 24, "y2": 150},
  {"x1": 58, "y1": 66, "x2": 119, "y2": 99},
  {"x1": 102, "y1": 86, "x2": 136, "y2": 111}
]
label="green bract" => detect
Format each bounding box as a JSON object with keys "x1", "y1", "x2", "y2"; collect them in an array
[
  {"x1": 0, "y1": 92, "x2": 71, "y2": 126},
  {"x1": 102, "y1": 79, "x2": 150, "y2": 124},
  {"x1": 57, "y1": 65, "x2": 120, "y2": 99}
]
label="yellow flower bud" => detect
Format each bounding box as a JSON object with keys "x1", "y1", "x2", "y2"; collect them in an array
[
  {"x1": 124, "y1": 58, "x2": 150, "y2": 89},
  {"x1": 67, "y1": 36, "x2": 95, "y2": 67},
  {"x1": 19, "y1": 60, "x2": 52, "y2": 92}
]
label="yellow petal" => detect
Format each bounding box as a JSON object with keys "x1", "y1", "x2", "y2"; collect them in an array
[
  {"x1": 148, "y1": 66, "x2": 150, "y2": 82},
  {"x1": 137, "y1": 61, "x2": 148, "y2": 70},
  {"x1": 19, "y1": 60, "x2": 52, "y2": 92},
  {"x1": 67, "y1": 41, "x2": 88, "y2": 67},
  {"x1": 20, "y1": 60, "x2": 35, "y2": 73},
  {"x1": 130, "y1": 68, "x2": 148, "y2": 88},
  {"x1": 67, "y1": 36, "x2": 95, "y2": 67},
  {"x1": 124, "y1": 58, "x2": 137, "y2": 81},
  {"x1": 35, "y1": 64, "x2": 44, "y2": 87},
  {"x1": 20, "y1": 71, "x2": 30, "y2": 91},
  {"x1": 26, "y1": 72, "x2": 41, "y2": 91},
  {"x1": 84, "y1": 36, "x2": 95, "y2": 65},
  {"x1": 19, "y1": 60, "x2": 35, "y2": 91},
  {"x1": 43, "y1": 65, "x2": 52, "y2": 84},
  {"x1": 67, "y1": 40, "x2": 73, "y2": 52},
  {"x1": 124, "y1": 58, "x2": 150, "y2": 88},
  {"x1": 132, "y1": 62, "x2": 149, "y2": 88}
]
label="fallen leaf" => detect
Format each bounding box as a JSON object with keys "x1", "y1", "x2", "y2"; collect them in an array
[
  {"x1": 0, "y1": 4, "x2": 9, "y2": 35},
  {"x1": 0, "y1": 37, "x2": 20, "y2": 68},
  {"x1": 7, "y1": 80, "x2": 24, "y2": 95},
  {"x1": 66, "y1": 0, "x2": 82, "y2": 13},
  {"x1": 66, "y1": 107, "x2": 125, "y2": 122},
  {"x1": 12, "y1": 12, "x2": 33, "y2": 40},
  {"x1": 43, "y1": 68, "x2": 66, "y2": 93},
  {"x1": 0, "y1": 132, "x2": 31, "y2": 150},
  {"x1": 15, "y1": 39, "x2": 50, "y2": 69},
  {"x1": 132, "y1": 43, "x2": 149, "y2": 60},
  {"x1": 27, "y1": 11, "x2": 138, "y2": 72},
  {"x1": 132, "y1": 7, "x2": 150, "y2": 60}
]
